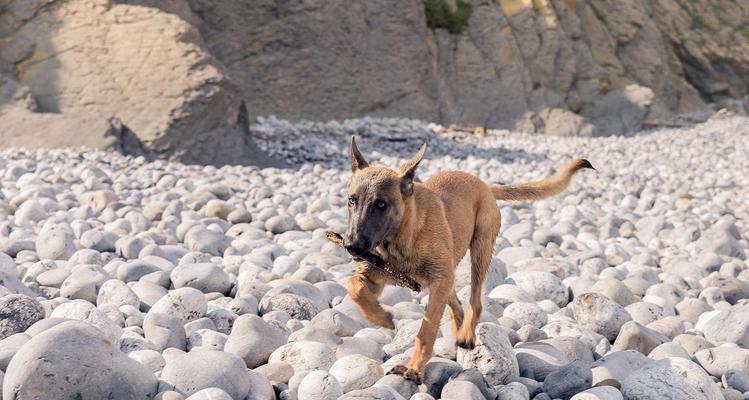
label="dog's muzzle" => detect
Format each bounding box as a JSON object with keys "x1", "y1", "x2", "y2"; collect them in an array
[{"x1": 344, "y1": 237, "x2": 370, "y2": 256}]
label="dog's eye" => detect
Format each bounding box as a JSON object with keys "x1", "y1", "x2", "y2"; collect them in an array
[
  {"x1": 348, "y1": 196, "x2": 356, "y2": 206},
  {"x1": 375, "y1": 200, "x2": 387, "y2": 210}
]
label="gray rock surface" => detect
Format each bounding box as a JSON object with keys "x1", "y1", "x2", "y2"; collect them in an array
[
  {"x1": 0, "y1": 294, "x2": 44, "y2": 340},
  {"x1": 620, "y1": 357, "x2": 722, "y2": 400},
  {"x1": 159, "y1": 349, "x2": 250, "y2": 399},
  {"x1": 2, "y1": 321, "x2": 157, "y2": 399}
]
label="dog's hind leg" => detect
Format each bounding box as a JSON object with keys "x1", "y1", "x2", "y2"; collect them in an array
[
  {"x1": 456, "y1": 203, "x2": 500, "y2": 349},
  {"x1": 347, "y1": 271, "x2": 394, "y2": 329},
  {"x1": 447, "y1": 290, "x2": 464, "y2": 338}
]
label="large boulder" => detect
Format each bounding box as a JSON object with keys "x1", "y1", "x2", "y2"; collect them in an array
[
  {"x1": 0, "y1": 0, "x2": 278, "y2": 167},
  {"x1": 2, "y1": 321, "x2": 158, "y2": 399}
]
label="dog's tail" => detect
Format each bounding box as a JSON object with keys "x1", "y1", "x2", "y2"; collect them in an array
[{"x1": 491, "y1": 159, "x2": 594, "y2": 201}]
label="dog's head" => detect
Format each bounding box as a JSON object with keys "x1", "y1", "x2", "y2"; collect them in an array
[{"x1": 344, "y1": 136, "x2": 426, "y2": 256}]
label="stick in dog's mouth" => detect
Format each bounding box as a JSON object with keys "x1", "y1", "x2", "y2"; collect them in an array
[{"x1": 324, "y1": 231, "x2": 421, "y2": 292}]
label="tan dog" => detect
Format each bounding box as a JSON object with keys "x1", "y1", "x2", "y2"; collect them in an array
[{"x1": 344, "y1": 137, "x2": 593, "y2": 382}]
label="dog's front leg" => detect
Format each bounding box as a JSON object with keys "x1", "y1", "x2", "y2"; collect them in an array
[
  {"x1": 389, "y1": 276, "x2": 453, "y2": 384},
  {"x1": 347, "y1": 271, "x2": 394, "y2": 329}
]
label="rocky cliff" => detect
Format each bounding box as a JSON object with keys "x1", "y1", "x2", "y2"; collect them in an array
[{"x1": 1, "y1": 0, "x2": 748, "y2": 161}]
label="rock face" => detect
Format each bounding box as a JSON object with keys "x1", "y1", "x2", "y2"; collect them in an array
[
  {"x1": 3, "y1": 0, "x2": 749, "y2": 149},
  {"x1": 120, "y1": 0, "x2": 747, "y2": 134},
  {"x1": 0, "y1": 0, "x2": 278, "y2": 167},
  {"x1": 2, "y1": 321, "x2": 158, "y2": 399}
]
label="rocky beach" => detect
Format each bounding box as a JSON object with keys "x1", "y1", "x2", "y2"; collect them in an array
[{"x1": 0, "y1": 116, "x2": 748, "y2": 400}]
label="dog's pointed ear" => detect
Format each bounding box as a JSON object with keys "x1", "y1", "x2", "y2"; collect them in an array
[
  {"x1": 350, "y1": 136, "x2": 369, "y2": 172},
  {"x1": 398, "y1": 143, "x2": 426, "y2": 196}
]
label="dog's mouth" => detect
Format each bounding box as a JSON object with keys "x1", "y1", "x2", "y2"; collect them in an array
[{"x1": 344, "y1": 240, "x2": 382, "y2": 260}]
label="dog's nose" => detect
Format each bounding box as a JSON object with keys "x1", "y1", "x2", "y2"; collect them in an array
[{"x1": 344, "y1": 238, "x2": 369, "y2": 256}]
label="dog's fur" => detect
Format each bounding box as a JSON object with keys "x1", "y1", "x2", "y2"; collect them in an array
[{"x1": 344, "y1": 137, "x2": 593, "y2": 382}]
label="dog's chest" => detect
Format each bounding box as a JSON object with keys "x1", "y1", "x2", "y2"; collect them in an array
[{"x1": 377, "y1": 243, "x2": 441, "y2": 282}]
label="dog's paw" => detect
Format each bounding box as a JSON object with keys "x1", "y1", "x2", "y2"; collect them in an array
[
  {"x1": 456, "y1": 338, "x2": 475, "y2": 350},
  {"x1": 387, "y1": 365, "x2": 423, "y2": 385}
]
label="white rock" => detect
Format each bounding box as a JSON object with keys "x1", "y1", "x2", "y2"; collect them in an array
[{"x1": 329, "y1": 354, "x2": 384, "y2": 393}]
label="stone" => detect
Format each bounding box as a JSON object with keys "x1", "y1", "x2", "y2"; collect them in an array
[
  {"x1": 128, "y1": 349, "x2": 166, "y2": 374},
  {"x1": 184, "y1": 230, "x2": 230, "y2": 256},
  {"x1": 503, "y1": 302, "x2": 547, "y2": 329},
  {"x1": 265, "y1": 215, "x2": 300, "y2": 234},
  {"x1": 589, "y1": 278, "x2": 639, "y2": 307},
  {"x1": 259, "y1": 293, "x2": 319, "y2": 320},
  {"x1": 374, "y1": 374, "x2": 418, "y2": 399},
  {"x1": 495, "y1": 382, "x2": 531, "y2": 400},
  {"x1": 2, "y1": 321, "x2": 157, "y2": 399},
  {"x1": 0, "y1": 333, "x2": 29, "y2": 371},
  {"x1": 506, "y1": 271, "x2": 568, "y2": 307},
  {"x1": 450, "y1": 368, "x2": 495, "y2": 400},
  {"x1": 542, "y1": 361, "x2": 592, "y2": 400},
  {"x1": 570, "y1": 386, "x2": 623, "y2": 400},
  {"x1": 310, "y1": 308, "x2": 362, "y2": 337},
  {"x1": 170, "y1": 263, "x2": 231, "y2": 294},
  {"x1": 422, "y1": 359, "x2": 463, "y2": 398},
  {"x1": 269, "y1": 341, "x2": 337, "y2": 374},
  {"x1": 572, "y1": 293, "x2": 632, "y2": 342},
  {"x1": 160, "y1": 349, "x2": 250, "y2": 399},
  {"x1": 620, "y1": 357, "x2": 722, "y2": 400},
  {"x1": 457, "y1": 322, "x2": 519, "y2": 386},
  {"x1": 329, "y1": 354, "x2": 384, "y2": 393},
  {"x1": 611, "y1": 321, "x2": 670, "y2": 354},
  {"x1": 384, "y1": 319, "x2": 429, "y2": 358},
  {"x1": 337, "y1": 385, "x2": 405, "y2": 400},
  {"x1": 440, "y1": 380, "x2": 487, "y2": 400},
  {"x1": 143, "y1": 312, "x2": 187, "y2": 351},
  {"x1": 49, "y1": 300, "x2": 123, "y2": 345},
  {"x1": 97, "y1": 279, "x2": 139, "y2": 308},
  {"x1": 591, "y1": 350, "x2": 652, "y2": 387},
  {"x1": 149, "y1": 287, "x2": 207, "y2": 324},
  {"x1": 186, "y1": 328, "x2": 227, "y2": 351},
  {"x1": 297, "y1": 370, "x2": 344, "y2": 400},
  {"x1": 722, "y1": 369, "x2": 749, "y2": 393},
  {"x1": 35, "y1": 225, "x2": 76, "y2": 261},
  {"x1": 648, "y1": 342, "x2": 690, "y2": 360},
  {"x1": 225, "y1": 314, "x2": 288, "y2": 368},
  {"x1": 0, "y1": 294, "x2": 44, "y2": 340},
  {"x1": 185, "y1": 388, "x2": 232, "y2": 400},
  {"x1": 514, "y1": 341, "x2": 569, "y2": 381},
  {"x1": 693, "y1": 347, "x2": 749, "y2": 377}
]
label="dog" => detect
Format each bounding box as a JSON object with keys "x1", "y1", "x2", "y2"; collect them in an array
[{"x1": 344, "y1": 136, "x2": 593, "y2": 383}]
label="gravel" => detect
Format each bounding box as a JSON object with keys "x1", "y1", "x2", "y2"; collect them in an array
[{"x1": 0, "y1": 115, "x2": 748, "y2": 399}]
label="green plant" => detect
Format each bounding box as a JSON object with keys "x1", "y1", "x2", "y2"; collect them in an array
[
  {"x1": 423, "y1": 0, "x2": 473, "y2": 34},
  {"x1": 691, "y1": 14, "x2": 714, "y2": 31}
]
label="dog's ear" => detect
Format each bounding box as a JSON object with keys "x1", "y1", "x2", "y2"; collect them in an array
[
  {"x1": 350, "y1": 136, "x2": 369, "y2": 172},
  {"x1": 398, "y1": 143, "x2": 426, "y2": 196}
]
